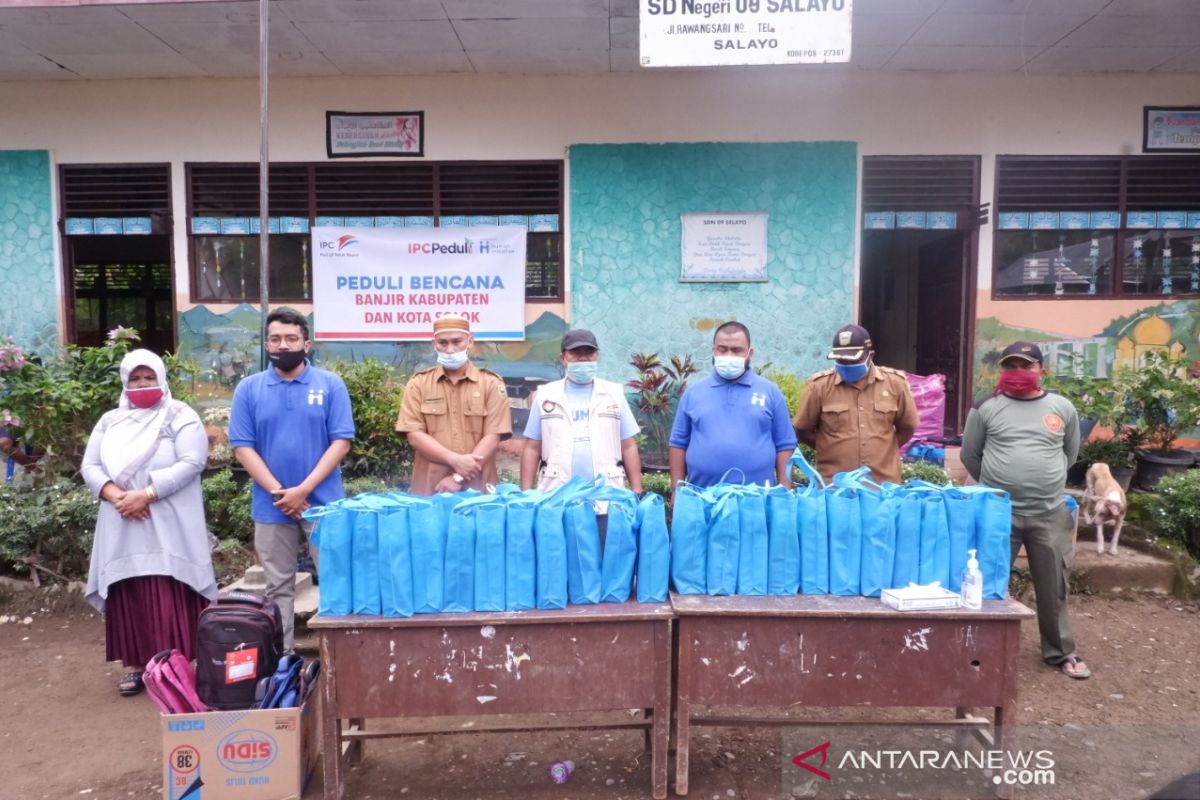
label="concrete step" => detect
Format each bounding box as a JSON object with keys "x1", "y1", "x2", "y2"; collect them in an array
[{"x1": 1014, "y1": 540, "x2": 1177, "y2": 594}]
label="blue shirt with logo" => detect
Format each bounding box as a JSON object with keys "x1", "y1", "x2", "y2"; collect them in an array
[
  {"x1": 228, "y1": 362, "x2": 356, "y2": 523},
  {"x1": 669, "y1": 369, "x2": 796, "y2": 487}
]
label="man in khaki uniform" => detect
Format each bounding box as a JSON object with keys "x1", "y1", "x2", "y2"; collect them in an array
[
  {"x1": 395, "y1": 315, "x2": 512, "y2": 495},
  {"x1": 793, "y1": 324, "x2": 918, "y2": 485}
]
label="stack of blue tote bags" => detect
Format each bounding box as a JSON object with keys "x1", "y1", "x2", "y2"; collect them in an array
[
  {"x1": 669, "y1": 451, "x2": 1013, "y2": 601},
  {"x1": 304, "y1": 476, "x2": 671, "y2": 617}
]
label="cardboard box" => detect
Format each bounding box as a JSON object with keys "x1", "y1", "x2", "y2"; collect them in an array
[{"x1": 161, "y1": 695, "x2": 318, "y2": 800}]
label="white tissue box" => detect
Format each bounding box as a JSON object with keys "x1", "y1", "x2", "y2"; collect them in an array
[{"x1": 881, "y1": 584, "x2": 962, "y2": 611}]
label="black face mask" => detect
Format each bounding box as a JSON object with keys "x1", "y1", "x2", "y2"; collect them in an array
[{"x1": 268, "y1": 349, "x2": 307, "y2": 373}]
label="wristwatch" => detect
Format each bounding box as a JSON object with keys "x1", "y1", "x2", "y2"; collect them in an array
[{"x1": 452, "y1": 473, "x2": 465, "y2": 485}]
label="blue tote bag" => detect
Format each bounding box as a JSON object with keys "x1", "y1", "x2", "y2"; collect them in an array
[
  {"x1": 705, "y1": 486, "x2": 741, "y2": 596},
  {"x1": 443, "y1": 503, "x2": 477, "y2": 612},
  {"x1": 891, "y1": 489, "x2": 923, "y2": 589},
  {"x1": 304, "y1": 501, "x2": 353, "y2": 616},
  {"x1": 469, "y1": 498, "x2": 508, "y2": 612},
  {"x1": 348, "y1": 494, "x2": 389, "y2": 616},
  {"x1": 859, "y1": 491, "x2": 898, "y2": 598},
  {"x1": 600, "y1": 496, "x2": 639, "y2": 602},
  {"x1": 736, "y1": 486, "x2": 770, "y2": 596},
  {"x1": 407, "y1": 497, "x2": 447, "y2": 614},
  {"x1": 942, "y1": 488, "x2": 978, "y2": 593},
  {"x1": 826, "y1": 486, "x2": 863, "y2": 596},
  {"x1": 564, "y1": 496, "x2": 604, "y2": 604},
  {"x1": 533, "y1": 478, "x2": 587, "y2": 610},
  {"x1": 636, "y1": 493, "x2": 670, "y2": 603},
  {"x1": 505, "y1": 494, "x2": 538, "y2": 611},
  {"x1": 376, "y1": 495, "x2": 418, "y2": 618},
  {"x1": 790, "y1": 451, "x2": 830, "y2": 595},
  {"x1": 965, "y1": 485, "x2": 1013, "y2": 600},
  {"x1": 918, "y1": 492, "x2": 952, "y2": 586},
  {"x1": 670, "y1": 482, "x2": 710, "y2": 595},
  {"x1": 765, "y1": 484, "x2": 800, "y2": 596}
]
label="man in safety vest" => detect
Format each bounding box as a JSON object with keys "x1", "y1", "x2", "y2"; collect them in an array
[{"x1": 519, "y1": 328, "x2": 643, "y2": 495}]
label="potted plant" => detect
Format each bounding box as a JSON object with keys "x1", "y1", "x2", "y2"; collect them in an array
[{"x1": 1112, "y1": 352, "x2": 1200, "y2": 490}]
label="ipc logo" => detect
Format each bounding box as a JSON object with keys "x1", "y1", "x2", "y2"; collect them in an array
[{"x1": 217, "y1": 729, "x2": 277, "y2": 773}]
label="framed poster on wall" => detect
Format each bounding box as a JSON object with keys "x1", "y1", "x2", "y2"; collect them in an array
[
  {"x1": 326, "y1": 111, "x2": 424, "y2": 158},
  {"x1": 1143, "y1": 106, "x2": 1200, "y2": 153},
  {"x1": 680, "y1": 212, "x2": 769, "y2": 282}
]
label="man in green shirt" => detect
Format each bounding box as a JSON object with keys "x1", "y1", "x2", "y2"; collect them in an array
[{"x1": 962, "y1": 341, "x2": 1088, "y2": 679}]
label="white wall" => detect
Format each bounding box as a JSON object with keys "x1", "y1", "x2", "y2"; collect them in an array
[{"x1": 3, "y1": 69, "x2": 1195, "y2": 305}]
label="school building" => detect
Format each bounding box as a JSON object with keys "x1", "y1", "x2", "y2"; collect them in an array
[{"x1": 2, "y1": 0, "x2": 1199, "y2": 432}]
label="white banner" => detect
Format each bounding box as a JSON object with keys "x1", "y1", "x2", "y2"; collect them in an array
[
  {"x1": 681, "y1": 212, "x2": 769, "y2": 282},
  {"x1": 311, "y1": 226, "x2": 527, "y2": 341},
  {"x1": 640, "y1": 0, "x2": 852, "y2": 68}
]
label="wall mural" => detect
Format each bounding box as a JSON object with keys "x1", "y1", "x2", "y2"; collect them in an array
[
  {"x1": 176, "y1": 303, "x2": 567, "y2": 424},
  {"x1": 973, "y1": 297, "x2": 1200, "y2": 400}
]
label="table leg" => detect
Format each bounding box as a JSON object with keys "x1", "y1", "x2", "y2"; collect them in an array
[
  {"x1": 319, "y1": 633, "x2": 344, "y2": 800},
  {"x1": 347, "y1": 718, "x2": 365, "y2": 766},
  {"x1": 674, "y1": 619, "x2": 691, "y2": 797},
  {"x1": 651, "y1": 620, "x2": 671, "y2": 800}
]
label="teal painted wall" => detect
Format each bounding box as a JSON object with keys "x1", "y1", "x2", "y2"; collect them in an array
[
  {"x1": 0, "y1": 151, "x2": 58, "y2": 353},
  {"x1": 569, "y1": 142, "x2": 857, "y2": 381}
]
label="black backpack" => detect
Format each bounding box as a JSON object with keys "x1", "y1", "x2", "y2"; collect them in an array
[{"x1": 195, "y1": 591, "x2": 284, "y2": 710}]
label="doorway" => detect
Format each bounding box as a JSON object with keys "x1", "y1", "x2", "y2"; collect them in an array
[
  {"x1": 861, "y1": 229, "x2": 971, "y2": 434},
  {"x1": 66, "y1": 235, "x2": 175, "y2": 354}
]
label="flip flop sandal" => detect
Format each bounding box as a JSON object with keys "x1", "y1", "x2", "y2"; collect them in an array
[
  {"x1": 119, "y1": 672, "x2": 145, "y2": 696},
  {"x1": 1061, "y1": 655, "x2": 1091, "y2": 680}
]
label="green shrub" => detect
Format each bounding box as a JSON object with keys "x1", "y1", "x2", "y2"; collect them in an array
[
  {"x1": 764, "y1": 368, "x2": 805, "y2": 418},
  {"x1": 642, "y1": 471, "x2": 673, "y2": 499},
  {"x1": 343, "y1": 475, "x2": 391, "y2": 497},
  {"x1": 0, "y1": 482, "x2": 96, "y2": 578},
  {"x1": 331, "y1": 358, "x2": 413, "y2": 483},
  {"x1": 202, "y1": 469, "x2": 253, "y2": 544},
  {"x1": 901, "y1": 460, "x2": 954, "y2": 486},
  {"x1": 1077, "y1": 437, "x2": 1136, "y2": 470},
  {"x1": 1150, "y1": 470, "x2": 1200, "y2": 559}
]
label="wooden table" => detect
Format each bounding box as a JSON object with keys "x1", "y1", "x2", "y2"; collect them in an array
[
  {"x1": 309, "y1": 601, "x2": 674, "y2": 799},
  {"x1": 670, "y1": 594, "x2": 1035, "y2": 796}
]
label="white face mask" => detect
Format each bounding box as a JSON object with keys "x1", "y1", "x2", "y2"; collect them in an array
[
  {"x1": 714, "y1": 355, "x2": 748, "y2": 380},
  {"x1": 437, "y1": 349, "x2": 469, "y2": 370}
]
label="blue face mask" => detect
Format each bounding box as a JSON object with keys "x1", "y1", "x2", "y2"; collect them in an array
[
  {"x1": 565, "y1": 361, "x2": 597, "y2": 384},
  {"x1": 714, "y1": 355, "x2": 748, "y2": 381},
  {"x1": 834, "y1": 360, "x2": 870, "y2": 383}
]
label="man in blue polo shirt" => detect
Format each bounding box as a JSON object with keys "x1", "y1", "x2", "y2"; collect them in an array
[
  {"x1": 669, "y1": 321, "x2": 796, "y2": 493},
  {"x1": 230, "y1": 308, "x2": 354, "y2": 650}
]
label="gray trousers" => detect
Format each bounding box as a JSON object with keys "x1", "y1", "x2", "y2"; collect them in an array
[
  {"x1": 254, "y1": 519, "x2": 316, "y2": 652},
  {"x1": 1010, "y1": 504, "x2": 1076, "y2": 665}
]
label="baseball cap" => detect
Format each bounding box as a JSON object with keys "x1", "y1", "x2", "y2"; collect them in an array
[
  {"x1": 999, "y1": 341, "x2": 1043, "y2": 365},
  {"x1": 827, "y1": 324, "x2": 874, "y2": 362},
  {"x1": 561, "y1": 329, "x2": 599, "y2": 352}
]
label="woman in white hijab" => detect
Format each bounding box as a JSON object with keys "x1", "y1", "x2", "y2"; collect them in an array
[{"x1": 82, "y1": 349, "x2": 217, "y2": 696}]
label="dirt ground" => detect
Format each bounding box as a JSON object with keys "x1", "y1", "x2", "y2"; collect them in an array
[{"x1": 1, "y1": 589, "x2": 1197, "y2": 800}]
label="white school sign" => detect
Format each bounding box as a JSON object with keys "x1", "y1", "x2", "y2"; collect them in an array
[
  {"x1": 640, "y1": 0, "x2": 852, "y2": 68},
  {"x1": 311, "y1": 226, "x2": 527, "y2": 341}
]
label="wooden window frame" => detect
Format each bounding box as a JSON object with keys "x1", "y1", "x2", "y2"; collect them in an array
[
  {"x1": 185, "y1": 160, "x2": 564, "y2": 305},
  {"x1": 991, "y1": 154, "x2": 1200, "y2": 301}
]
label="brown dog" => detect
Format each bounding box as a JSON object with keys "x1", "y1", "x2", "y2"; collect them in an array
[{"x1": 1082, "y1": 463, "x2": 1127, "y2": 555}]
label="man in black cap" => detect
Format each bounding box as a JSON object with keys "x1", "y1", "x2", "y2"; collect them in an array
[
  {"x1": 519, "y1": 329, "x2": 643, "y2": 494},
  {"x1": 962, "y1": 341, "x2": 1087, "y2": 679},
  {"x1": 793, "y1": 323, "x2": 918, "y2": 484}
]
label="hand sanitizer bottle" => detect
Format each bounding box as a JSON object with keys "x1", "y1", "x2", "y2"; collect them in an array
[{"x1": 961, "y1": 548, "x2": 983, "y2": 610}]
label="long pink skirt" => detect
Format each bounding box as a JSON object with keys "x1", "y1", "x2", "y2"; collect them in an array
[{"x1": 104, "y1": 575, "x2": 209, "y2": 668}]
